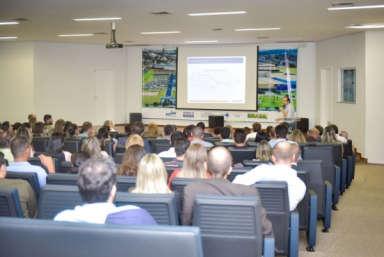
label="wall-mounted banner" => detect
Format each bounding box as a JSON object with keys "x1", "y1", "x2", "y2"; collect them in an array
[
  {"x1": 142, "y1": 48, "x2": 177, "y2": 108},
  {"x1": 257, "y1": 49, "x2": 298, "y2": 111}
]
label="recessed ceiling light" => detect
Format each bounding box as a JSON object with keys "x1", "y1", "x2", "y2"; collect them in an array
[
  {"x1": 188, "y1": 11, "x2": 246, "y2": 16},
  {"x1": 140, "y1": 31, "x2": 181, "y2": 35},
  {"x1": 0, "y1": 36, "x2": 18, "y2": 40},
  {"x1": 235, "y1": 27, "x2": 280, "y2": 31},
  {"x1": 0, "y1": 21, "x2": 19, "y2": 25},
  {"x1": 73, "y1": 17, "x2": 122, "y2": 21},
  {"x1": 57, "y1": 33, "x2": 95, "y2": 37},
  {"x1": 328, "y1": 4, "x2": 384, "y2": 10},
  {"x1": 346, "y1": 24, "x2": 384, "y2": 29},
  {"x1": 185, "y1": 40, "x2": 218, "y2": 44}
]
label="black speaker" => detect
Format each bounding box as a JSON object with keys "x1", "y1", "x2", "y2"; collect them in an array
[
  {"x1": 208, "y1": 116, "x2": 224, "y2": 128},
  {"x1": 129, "y1": 113, "x2": 142, "y2": 124},
  {"x1": 296, "y1": 118, "x2": 309, "y2": 134}
]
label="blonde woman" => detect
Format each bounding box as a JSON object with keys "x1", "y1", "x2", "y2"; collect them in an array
[
  {"x1": 255, "y1": 140, "x2": 272, "y2": 162},
  {"x1": 288, "y1": 129, "x2": 307, "y2": 144},
  {"x1": 132, "y1": 154, "x2": 171, "y2": 194},
  {"x1": 143, "y1": 123, "x2": 160, "y2": 138},
  {"x1": 168, "y1": 143, "x2": 208, "y2": 187},
  {"x1": 125, "y1": 134, "x2": 144, "y2": 150}
]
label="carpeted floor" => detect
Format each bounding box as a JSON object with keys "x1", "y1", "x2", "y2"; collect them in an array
[{"x1": 298, "y1": 164, "x2": 384, "y2": 257}]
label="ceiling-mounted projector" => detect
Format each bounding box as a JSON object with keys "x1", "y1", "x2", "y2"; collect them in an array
[{"x1": 106, "y1": 22, "x2": 123, "y2": 49}]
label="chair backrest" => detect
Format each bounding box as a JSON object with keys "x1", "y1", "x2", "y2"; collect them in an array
[
  {"x1": 114, "y1": 153, "x2": 124, "y2": 164},
  {"x1": 343, "y1": 139, "x2": 353, "y2": 157},
  {"x1": 254, "y1": 181, "x2": 290, "y2": 255},
  {"x1": 148, "y1": 139, "x2": 171, "y2": 154},
  {"x1": 5, "y1": 171, "x2": 40, "y2": 198},
  {"x1": 115, "y1": 192, "x2": 178, "y2": 225},
  {"x1": 242, "y1": 159, "x2": 269, "y2": 167},
  {"x1": 47, "y1": 173, "x2": 78, "y2": 186},
  {"x1": 296, "y1": 160, "x2": 325, "y2": 216},
  {"x1": 227, "y1": 166, "x2": 253, "y2": 182},
  {"x1": 228, "y1": 147, "x2": 256, "y2": 165},
  {"x1": 193, "y1": 195, "x2": 263, "y2": 257},
  {"x1": 116, "y1": 176, "x2": 136, "y2": 192},
  {"x1": 32, "y1": 137, "x2": 49, "y2": 153},
  {"x1": 214, "y1": 141, "x2": 235, "y2": 147},
  {"x1": 0, "y1": 217, "x2": 204, "y2": 257},
  {"x1": 0, "y1": 188, "x2": 23, "y2": 217},
  {"x1": 171, "y1": 178, "x2": 204, "y2": 218},
  {"x1": 296, "y1": 170, "x2": 309, "y2": 229},
  {"x1": 37, "y1": 184, "x2": 82, "y2": 219},
  {"x1": 63, "y1": 139, "x2": 81, "y2": 153},
  {"x1": 116, "y1": 134, "x2": 128, "y2": 148},
  {"x1": 302, "y1": 145, "x2": 335, "y2": 185}
]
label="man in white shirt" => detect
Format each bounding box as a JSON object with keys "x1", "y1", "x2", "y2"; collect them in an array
[
  {"x1": 54, "y1": 158, "x2": 156, "y2": 225},
  {"x1": 268, "y1": 123, "x2": 288, "y2": 148},
  {"x1": 233, "y1": 141, "x2": 306, "y2": 211},
  {"x1": 190, "y1": 126, "x2": 214, "y2": 148}
]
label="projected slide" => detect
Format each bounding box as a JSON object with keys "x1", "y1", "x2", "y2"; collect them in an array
[{"x1": 187, "y1": 56, "x2": 246, "y2": 104}]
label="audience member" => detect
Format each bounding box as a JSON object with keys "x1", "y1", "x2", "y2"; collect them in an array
[
  {"x1": 255, "y1": 140, "x2": 272, "y2": 162},
  {"x1": 52, "y1": 119, "x2": 66, "y2": 138},
  {"x1": 0, "y1": 138, "x2": 13, "y2": 162},
  {"x1": 328, "y1": 124, "x2": 347, "y2": 143},
  {"x1": 183, "y1": 124, "x2": 195, "y2": 141},
  {"x1": 233, "y1": 141, "x2": 306, "y2": 211},
  {"x1": 190, "y1": 126, "x2": 214, "y2": 148},
  {"x1": 97, "y1": 126, "x2": 116, "y2": 154},
  {"x1": 54, "y1": 158, "x2": 156, "y2": 225},
  {"x1": 132, "y1": 154, "x2": 171, "y2": 194},
  {"x1": 32, "y1": 122, "x2": 45, "y2": 137},
  {"x1": 266, "y1": 126, "x2": 275, "y2": 141},
  {"x1": 7, "y1": 136, "x2": 50, "y2": 187},
  {"x1": 103, "y1": 120, "x2": 117, "y2": 132},
  {"x1": 162, "y1": 124, "x2": 176, "y2": 142},
  {"x1": 321, "y1": 126, "x2": 338, "y2": 144},
  {"x1": 212, "y1": 127, "x2": 221, "y2": 138},
  {"x1": 143, "y1": 123, "x2": 160, "y2": 138},
  {"x1": 125, "y1": 134, "x2": 144, "y2": 149},
  {"x1": 288, "y1": 129, "x2": 307, "y2": 144},
  {"x1": 306, "y1": 128, "x2": 321, "y2": 142},
  {"x1": 158, "y1": 131, "x2": 185, "y2": 158},
  {"x1": 0, "y1": 153, "x2": 37, "y2": 218},
  {"x1": 43, "y1": 114, "x2": 54, "y2": 136},
  {"x1": 118, "y1": 145, "x2": 145, "y2": 176},
  {"x1": 27, "y1": 114, "x2": 37, "y2": 130},
  {"x1": 315, "y1": 125, "x2": 324, "y2": 136},
  {"x1": 196, "y1": 122, "x2": 212, "y2": 138},
  {"x1": 269, "y1": 123, "x2": 288, "y2": 148},
  {"x1": 129, "y1": 121, "x2": 151, "y2": 152},
  {"x1": 182, "y1": 146, "x2": 273, "y2": 236},
  {"x1": 71, "y1": 137, "x2": 107, "y2": 167},
  {"x1": 220, "y1": 126, "x2": 234, "y2": 143},
  {"x1": 255, "y1": 129, "x2": 269, "y2": 143},
  {"x1": 79, "y1": 121, "x2": 94, "y2": 139},
  {"x1": 47, "y1": 136, "x2": 71, "y2": 163},
  {"x1": 246, "y1": 122, "x2": 262, "y2": 141},
  {"x1": 66, "y1": 123, "x2": 79, "y2": 139},
  {"x1": 168, "y1": 143, "x2": 208, "y2": 186},
  {"x1": 233, "y1": 128, "x2": 247, "y2": 147}
]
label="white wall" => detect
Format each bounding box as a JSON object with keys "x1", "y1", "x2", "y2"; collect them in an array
[
  {"x1": 365, "y1": 31, "x2": 384, "y2": 164},
  {"x1": 0, "y1": 42, "x2": 35, "y2": 123},
  {"x1": 317, "y1": 33, "x2": 366, "y2": 154}
]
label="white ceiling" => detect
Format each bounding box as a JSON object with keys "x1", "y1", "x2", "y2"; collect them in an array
[{"x1": 0, "y1": 0, "x2": 384, "y2": 45}]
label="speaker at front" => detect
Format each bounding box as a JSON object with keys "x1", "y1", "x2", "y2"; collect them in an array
[{"x1": 208, "y1": 116, "x2": 224, "y2": 128}]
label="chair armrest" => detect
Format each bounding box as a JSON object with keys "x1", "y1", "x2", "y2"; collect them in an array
[
  {"x1": 289, "y1": 211, "x2": 299, "y2": 257},
  {"x1": 263, "y1": 235, "x2": 275, "y2": 257},
  {"x1": 333, "y1": 165, "x2": 341, "y2": 204},
  {"x1": 307, "y1": 189, "x2": 317, "y2": 250},
  {"x1": 323, "y1": 181, "x2": 333, "y2": 231}
]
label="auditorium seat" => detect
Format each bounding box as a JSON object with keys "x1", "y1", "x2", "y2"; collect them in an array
[
  {"x1": 228, "y1": 146, "x2": 256, "y2": 165},
  {"x1": 343, "y1": 140, "x2": 355, "y2": 187},
  {"x1": 295, "y1": 160, "x2": 332, "y2": 232},
  {"x1": 103, "y1": 139, "x2": 114, "y2": 157},
  {"x1": 192, "y1": 195, "x2": 274, "y2": 257},
  {"x1": 214, "y1": 141, "x2": 235, "y2": 147},
  {"x1": 114, "y1": 152, "x2": 124, "y2": 164},
  {"x1": 116, "y1": 176, "x2": 136, "y2": 192},
  {"x1": 47, "y1": 173, "x2": 78, "y2": 186},
  {"x1": 38, "y1": 184, "x2": 82, "y2": 219},
  {"x1": 5, "y1": 171, "x2": 40, "y2": 198},
  {"x1": 31, "y1": 137, "x2": 49, "y2": 153},
  {"x1": 0, "y1": 217, "x2": 204, "y2": 257},
  {"x1": 242, "y1": 159, "x2": 270, "y2": 167},
  {"x1": 254, "y1": 181, "x2": 299, "y2": 257},
  {"x1": 171, "y1": 178, "x2": 204, "y2": 219},
  {"x1": 63, "y1": 139, "x2": 81, "y2": 153},
  {"x1": 227, "y1": 166, "x2": 253, "y2": 182},
  {"x1": 0, "y1": 188, "x2": 23, "y2": 217},
  {"x1": 148, "y1": 139, "x2": 171, "y2": 154},
  {"x1": 115, "y1": 192, "x2": 178, "y2": 225}
]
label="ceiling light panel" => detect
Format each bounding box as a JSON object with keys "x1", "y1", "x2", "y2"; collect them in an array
[
  {"x1": 235, "y1": 27, "x2": 280, "y2": 31},
  {"x1": 140, "y1": 31, "x2": 181, "y2": 35},
  {"x1": 57, "y1": 33, "x2": 94, "y2": 37},
  {"x1": 188, "y1": 11, "x2": 246, "y2": 16},
  {"x1": 0, "y1": 21, "x2": 19, "y2": 25},
  {"x1": 328, "y1": 4, "x2": 384, "y2": 10},
  {"x1": 73, "y1": 17, "x2": 122, "y2": 21}
]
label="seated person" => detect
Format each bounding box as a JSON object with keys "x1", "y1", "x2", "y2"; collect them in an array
[
  {"x1": 118, "y1": 145, "x2": 146, "y2": 176},
  {"x1": 79, "y1": 121, "x2": 94, "y2": 139},
  {"x1": 0, "y1": 153, "x2": 37, "y2": 218},
  {"x1": 306, "y1": 128, "x2": 321, "y2": 142},
  {"x1": 232, "y1": 128, "x2": 248, "y2": 148},
  {"x1": 168, "y1": 143, "x2": 208, "y2": 187},
  {"x1": 196, "y1": 122, "x2": 212, "y2": 139},
  {"x1": 246, "y1": 122, "x2": 262, "y2": 142},
  {"x1": 182, "y1": 146, "x2": 273, "y2": 236},
  {"x1": 268, "y1": 123, "x2": 288, "y2": 148},
  {"x1": 233, "y1": 141, "x2": 306, "y2": 211},
  {"x1": 254, "y1": 140, "x2": 272, "y2": 162},
  {"x1": 190, "y1": 126, "x2": 214, "y2": 148},
  {"x1": 158, "y1": 131, "x2": 185, "y2": 158},
  {"x1": 220, "y1": 126, "x2": 234, "y2": 144},
  {"x1": 7, "y1": 136, "x2": 49, "y2": 187},
  {"x1": 129, "y1": 121, "x2": 151, "y2": 153},
  {"x1": 0, "y1": 137, "x2": 13, "y2": 162},
  {"x1": 71, "y1": 137, "x2": 108, "y2": 168},
  {"x1": 143, "y1": 123, "x2": 160, "y2": 138},
  {"x1": 125, "y1": 134, "x2": 144, "y2": 150},
  {"x1": 287, "y1": 129, "x2": 307, "y2": 144},
  {"x1": 161, "y1": 124, "x2": 176, "y2": 142},
  {"x1": 163, "y1": 138, "x2": 190, "y2": 168},
  {"x1": 131, "y1": 154, "x2": 171, "y2": 194},
  {"x1": 54, "y1": 157, "x2": 156, "y2": 225}
]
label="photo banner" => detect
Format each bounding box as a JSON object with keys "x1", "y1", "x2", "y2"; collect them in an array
[
  {"x1": 142, "y1": 48, "x2": 177, "y2": 108},
  {"x1": 257, "y1": 49, "x2": 298, "y2": 111}
]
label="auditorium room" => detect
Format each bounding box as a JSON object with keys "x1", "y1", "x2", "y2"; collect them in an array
[{"x1": 0, "y1": 0, "x2": 384, "y2": 257}]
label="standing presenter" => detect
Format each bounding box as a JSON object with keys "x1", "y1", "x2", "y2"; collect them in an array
[{"x1": 276, "y1": 95, "x2": 295, "y2": 123}]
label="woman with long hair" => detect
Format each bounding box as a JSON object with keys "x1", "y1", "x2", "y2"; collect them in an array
[{"x1": 118, "y1": 145, "x2": 146, "y2": 176}]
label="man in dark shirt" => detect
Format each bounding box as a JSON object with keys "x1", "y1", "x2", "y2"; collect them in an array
[{"x1": 182, "y1": 146, "x2": 273, "y2": 235}]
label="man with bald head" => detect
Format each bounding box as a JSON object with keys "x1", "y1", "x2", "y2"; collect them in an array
[
  {"x1": 182, "y1": 147, "x2": 272, "y2": 235},
  {"x1": 233, "y1": 141, "x2": 306, "y2": 211}
]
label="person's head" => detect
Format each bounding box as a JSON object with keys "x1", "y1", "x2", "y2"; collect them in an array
[
  {"x1": 130, "y1": 121, "x2": 145, "y2": 136},
  {"x1": 322, "y1": 126, "x2": 338, "y2": 144},
  {"x1": 233, "y1": 128, "x2": 246, "y2": 145},
  {"x1": 170, "y1": 131, "x2": 185, "y2": 146},
  {"x1": 255, "y1": 140, "x2": 272, "y2": 162},
  {"x1": 282, "y1": 95, "x2": 290, "y2": 106},
  {"x1": 118, "y1": 145, "x2": 145, "y2": 176},
  {"x1": 77, "y1": 158, "x2": 117, "y2": 203},
  {"x1": 207, "y1": 146, "x2": 232, "y2": 179},
  {"x1": 289, "y1": 141, "x2": 301, "y2": 164},
  {"x1": 271, "y1": 141, "x2": 294, "y2": 165},
  {"x1": 266, "y1": 126, "x2": 275, "y2": 139},
  {"x1": 174, "y1": 138, "x2": 190, "y2": 159},
  {"x1": 255, "y1": 130, "x2": 269, "y2": 143},
  {"x1": 11, "y1": 122, "x2": 21, "y2": 133},
  {"x1": 10, "y1": 136, "x2": 32, "y2": 161},
  {"x1": 81, "y1": 137, "x2": 103, "y2": 159},
  {"x1": 103, "y1": 120, "x2": 114, "y2": 130},
  {"x1": 15, "y1": 126, "x2": 32, "y2": 143},
  {"x1": 97, "y1": 126, "x2": 110, "y2": 140},
  {"x1": 191, "y1": 126, "x2": 203, "y2": 140},
  {"x1": 125, "y1": 134, "x2": 144, "y2": 149},
  {"x1": 328, "y1": 124, "x2": 339, "y2": 134},
  {"x1": 134, "y1": 154, "x2": 171, "y2": 194},
  {"x1": 80, "y1": 121, "x2": 94, "y2": 137},
  {"x1": 27, "y1": 114, "x2": 37, "y2": 125},
  {"x1": 67, "y1": 123, "x2": 78, "y2": 137},
  {"x1": 124, "y1": 123, "x2": 131, "y2": 135},
  {"x1": 315, "y1": 125, "x2": 323, "y2": 136},
  {"x1": 288, "y1": 129, "x2": 307, "y2": 144},
  {"x1": 53, "y1": 119, "x2": 65, "y2": 136},
  {"x1": 275, "y1": 124, "x2": 289, "y2": 139},
  {"x1": 213, "y1": 127, "x2": 221, "y2": 137},
  {"x1": 244, "y1": 127, "x2": 251, "y2": 135},
  {"x1": 47, "y1": 137, "x2": 64, "y2": 156},
  {"x1": 183, "y1": 125, "x2": 195, "y2": 139},
  {"x1": 145, "y1": 123, "x2": 159, "y2": 138},
  {"x1": 196, "y1": 122, "x2": 206, "y2": 131},
  {"x1": 220, "y1": 126, "x2": 231, "y2": 139},
  {"x1": 252, "y1": 122, "x2": 262, "y2": 133},
  {"x1": 163, "y1": 124, "x2": 176, "y2": 137},
  {"x1": 43, "y1": 114, "x2": 53, "y2": 125},
  {"x1": 0, "y1": 152, "x2": 7, "y2": 179},
  {"x1": 307, "y1": 128, "x2": 320, "y2": 141},
  {"x1": 32, "y1": 122, "x2": 44, "y2": 136},
  {"x1": 181, "y1": 143, "x2": 208, "y2": 179}
]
